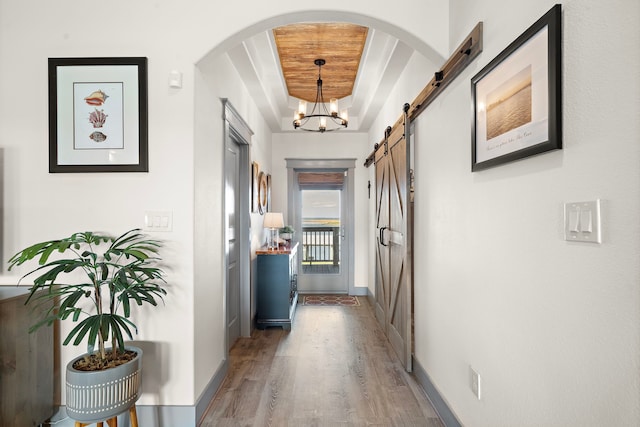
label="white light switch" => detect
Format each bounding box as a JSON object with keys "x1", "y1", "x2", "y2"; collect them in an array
[
  {"x1": 564, "y1": 200, "x2": 601, "y2": 243},
  {"x1": 579, "y1": 210, "x2": 592, "y2": 233},
  {"x1": 168, "y1": 70, "x2": 183, "y2": 88},
  {"x1": 144, "y1": 211, "x2": 173, "y2": 232},
  {"x1": 568, "y1": 210, "x2": 579, "y2": 232}
]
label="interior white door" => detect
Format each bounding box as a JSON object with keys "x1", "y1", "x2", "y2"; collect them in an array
[{"x1": 225, "y1": 135, "x2": 241, "y2": 349}]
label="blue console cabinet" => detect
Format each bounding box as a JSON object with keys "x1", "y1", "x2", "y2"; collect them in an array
[{"x1": 256, "y1": 243, "x2": 298, "y2": 330}]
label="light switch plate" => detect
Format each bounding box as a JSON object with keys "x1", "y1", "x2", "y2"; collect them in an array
[
  {"x1": 564, "y1": 200, "x2": 601, "y2": 243},
  {"x1": 144, "y1": 211, "x2": 173, "y2": 232}
]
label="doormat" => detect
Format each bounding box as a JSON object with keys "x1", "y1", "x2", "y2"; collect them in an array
[{"x1": 302, "y1": 295, "x2": 360, "y2": 306}]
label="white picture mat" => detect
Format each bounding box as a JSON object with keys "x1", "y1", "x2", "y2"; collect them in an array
[
  {"x1": 73, "y1": 82, "x2": 124, "y2": 150},
  {"x1": 474, "y1": 26, "x2": 549, "y2": 163},
  {"x1": 56, "y1": 65, "x2": 140, "y2": 166}
]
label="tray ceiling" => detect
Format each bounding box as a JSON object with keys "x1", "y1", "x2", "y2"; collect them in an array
[
  {"x1": 273, "y1": 23, "x2": 368, "y2": 102},
  {"x1": 224, "y1": 20, "x2": 428, "y2": 132}
]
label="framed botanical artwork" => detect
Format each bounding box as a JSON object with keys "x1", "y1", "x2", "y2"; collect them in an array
[
  {"x1": 471, "y1": 4, "x2": 561, "y2": 171},
  {"x1": 48, "y1": 57, "x2": 148, "y2": 172}
]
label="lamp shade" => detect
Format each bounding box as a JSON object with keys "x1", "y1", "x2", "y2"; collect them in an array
[{"x1": 263, "y1": 212, "x2": 284, "y2": 229}]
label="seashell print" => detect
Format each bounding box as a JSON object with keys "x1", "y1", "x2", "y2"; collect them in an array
[
  {"x1": 89, "y1": 131, "x2": 107, "y2": 142},
  {"x1": 88, "y1": 108, "x2": 108, "y2": 128},
  {"x1": 84, "y1": 90, "x2": 109, "y2": 106}
]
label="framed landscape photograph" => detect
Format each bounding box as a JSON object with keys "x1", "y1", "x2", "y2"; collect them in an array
[
  {"x1": 471, "y1": 4, "x2": 561, "y2": 171},
  {"x1": 49, "y1": 57, "x2": 148, "y2": 172}
]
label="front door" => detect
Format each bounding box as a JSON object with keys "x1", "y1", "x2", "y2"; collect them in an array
[
  {"x1": 286, "y1": 159, "x2": 356, "y2": 295},
  {"x1": 298, "y1": 184, "x2": 347, "y2": 293}
]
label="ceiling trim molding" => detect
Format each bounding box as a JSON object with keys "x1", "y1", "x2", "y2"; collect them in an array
[{"x1": 285, "y1": 158, "x2": 356, "y2": 169}]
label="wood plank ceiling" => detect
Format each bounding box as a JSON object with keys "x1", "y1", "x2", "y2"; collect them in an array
[{"x1": 273, "y1": 23, "x2": 369, "y2": 103}]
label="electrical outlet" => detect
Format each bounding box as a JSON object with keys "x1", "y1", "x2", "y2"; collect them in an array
[{"x1": 470, "y1": 366, "x2": 481, "y2": 400}]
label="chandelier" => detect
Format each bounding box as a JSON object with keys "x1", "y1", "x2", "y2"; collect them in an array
[{"x1": 293, "y1": 59, "x2": 348, "y2": 132}]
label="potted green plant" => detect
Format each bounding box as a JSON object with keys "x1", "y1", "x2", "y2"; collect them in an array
[
  {"x1": 7, "y1": 229, "x2": 167, "y2": 423},
  {"x1": 279, "y1": 225, "x2": 295, "y2": 241}
]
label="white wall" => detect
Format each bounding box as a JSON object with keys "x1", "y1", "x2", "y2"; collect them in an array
[
  {"x1": 271, "y1": 132, "x2": 370, "y2": 289},
  {"x1": 0, "y1": 0, "x2": 199, "y2": 406},
  {"x1": 369, "y1": 0, "x2": 640, "y2": 425},
  {"x1": 193, "y1": 51, "x2": 274, "y2": 401}
]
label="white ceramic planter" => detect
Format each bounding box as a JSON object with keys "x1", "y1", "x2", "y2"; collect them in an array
[{"x1": 65, "y1": 346, "x2": 142, "y2": 423}]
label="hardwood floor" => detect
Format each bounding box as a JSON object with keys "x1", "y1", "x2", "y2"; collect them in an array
[{"x1": 199, "y1": 298, "x2": 443, "y2": 426}]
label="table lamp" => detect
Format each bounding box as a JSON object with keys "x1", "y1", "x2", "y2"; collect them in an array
[{"x1": 263, "y1": 212, "x2": 284, "y2": 251}]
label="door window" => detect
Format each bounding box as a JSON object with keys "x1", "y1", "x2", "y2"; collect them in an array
[{"x1": 301, "y1": 189, "x2": 341, "y2": 275}]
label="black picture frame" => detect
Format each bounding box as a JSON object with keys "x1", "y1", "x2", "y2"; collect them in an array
[
  {"x1": 251, "y1": 161, "x2": 259, "y2": 213},
  {"x1": 48, "y1": 57, "x2": 148, "y2": 173},
  {"x1": 471, "y1": 4, "x2": 561, "y2": 172}
]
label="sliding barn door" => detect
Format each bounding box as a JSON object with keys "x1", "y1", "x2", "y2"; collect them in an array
[
  {"x1": 374, "y1": 110, "x2": 412, "y2": 371},
  {"x1": 374, "y1": 142, "x2": 390, "y2": 331}
]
